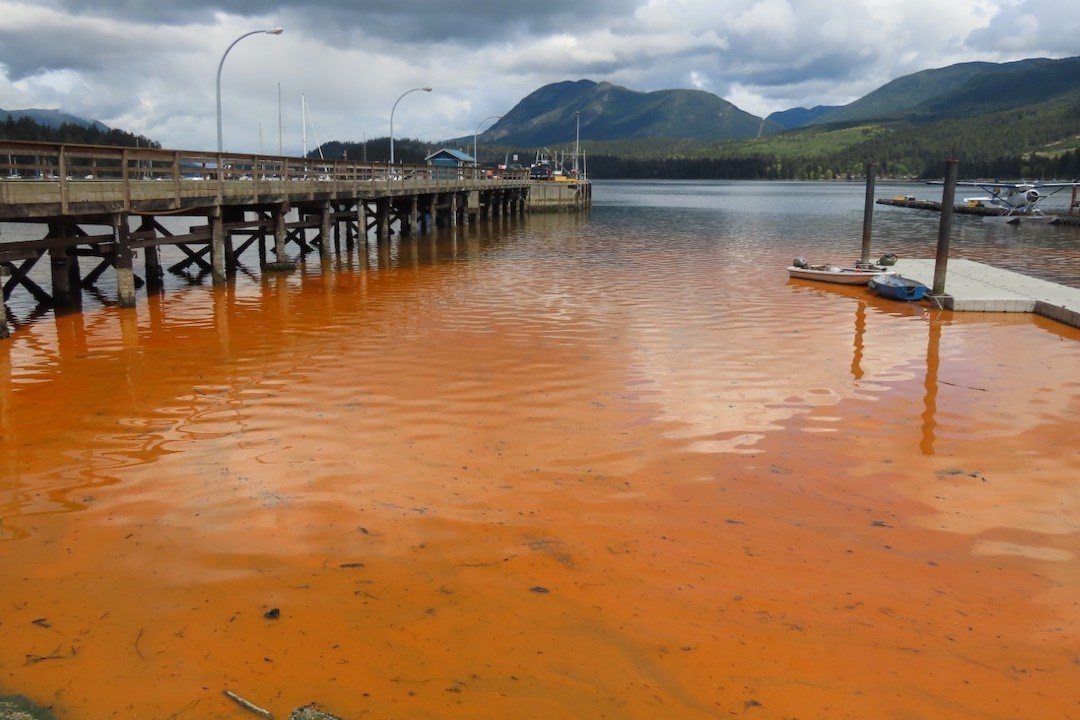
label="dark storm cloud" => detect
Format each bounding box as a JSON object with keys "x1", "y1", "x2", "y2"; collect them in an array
[
  {"x1": 53, "y1": 0, "x2": 638, "y2": 45},
  {"x1": 0, "y1": 10, "x2": 161, "y2": 80}
]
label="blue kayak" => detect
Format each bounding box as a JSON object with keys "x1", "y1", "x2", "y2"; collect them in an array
[{"x1": 868, "y1": 274, "x2": 930, "y2": 301}]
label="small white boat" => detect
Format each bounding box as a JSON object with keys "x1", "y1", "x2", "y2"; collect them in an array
[{"x1": 787, "y1": 258, "x2": 895, "y2": 285}]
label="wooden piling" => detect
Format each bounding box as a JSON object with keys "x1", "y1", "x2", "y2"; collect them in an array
[
  {"x1": 932, "y1": 159, "x2": 959, "y2": 296},
  {"x1": 210, "y1": 207, "x2": 226, "y2": 286},
  {"x1": 0, "y1": 263, "x2": 10, "y2": 339},
  {"x1": 376, "y1": 200, "x2": 391, "y2": 241},
  {"x1": 319, "y1": 201, "x2": 333, "y2": 260},
  {"x1": 273, "y1": 205, "x2": 288, "y2": 262},
  {"x1": 113, "y1": 214, "x2": 138, "y2": 308},
  {"x1": 860, "y1": 162, "x2": 875, "y2": 264},
  {"x1": 138, "y1": 218, "x2": 164, "y2": 294},
  {"x1": 355, "y1": 201, "x2": 368, "y2": 249}
]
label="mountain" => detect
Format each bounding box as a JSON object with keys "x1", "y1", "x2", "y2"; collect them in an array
[
  {"x1": 766, "y1": 105, "x2": 838, "y2": 130},
  {"x1": 481, "y1": 80, "x2": 784, "y2": 147},
  {"x1": 1, "y1": 107, "x2": 110, "y2": 132},
  {"x1": 811, "y1": 56, "x2": 1080, "y2": 125}
]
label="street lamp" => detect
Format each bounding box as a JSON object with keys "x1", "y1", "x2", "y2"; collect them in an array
[
  {"x1": 216, "y1": 26, "x2": 283, "y2": 154},
  {"x1": 389, "y1": 86, "x2": 432, "y2": 165},
  {"x1": 473, "y1": 115, "x2": 502, "y2": 168}
]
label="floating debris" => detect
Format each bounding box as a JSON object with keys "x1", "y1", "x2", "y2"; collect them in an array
[
  {"x1": 288, "y1": 703, "x2": 343, "y2": 720},
  {"x1": 224, "y1": 689, "x2": 272, "y2": 719}
]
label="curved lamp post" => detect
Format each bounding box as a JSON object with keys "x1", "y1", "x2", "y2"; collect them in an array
[
  {"x1": 473, "y1": 115, "x2": 502, "y2": 168},
  {"x1": 389, "y1": 86, "x2": 432, "y2": 164},
  {"x1": 216, "y1": 27, "x2": 283, "y2": 153}
]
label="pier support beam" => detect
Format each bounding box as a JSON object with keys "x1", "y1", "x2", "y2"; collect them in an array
[
  {"x1": 139, "y1": 218, "x2": 164, "y2": 294},
  {"x1": 48, "y1": 247, "x2": 80, "y2": 308},
  {"x1": 113, "y1": 214, "x2": 137, "y2": 308},
  {"x1": 0, "y1": 264, "x2": 9, "y2": 339},
  {"x1": 319, "y1": 201, "x2": 333, "y2": 261},
  {"x1": 144, "y1": 245, "x2": 163, "y2": 294},
  {"x1": 273, "y1": 205, "x2": 288, "y2": 262},
  {"x1": 404, "y1": 196, "x2": 419, "y2": 237},
  {"x1": 355, "y1": 201, "x2": 368, "y2": 249},
  {"x1": 376, "y1": 200, "x2": 391, "y2": 241},
  {"x1": 46, "y1": 221, "x2": 81, "y2": 308},
  {"x1": 210, "y1": 207, "x2": 226, "y2": 286}
]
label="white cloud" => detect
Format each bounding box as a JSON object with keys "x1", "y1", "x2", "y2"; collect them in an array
[{"x1": 0, "y1": 0, "x2": 1075, "y2": 150}]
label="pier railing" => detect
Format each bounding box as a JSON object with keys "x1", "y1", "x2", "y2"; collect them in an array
[{"x1": 0, "y1": 139, "x2": 529, "y2": 219}]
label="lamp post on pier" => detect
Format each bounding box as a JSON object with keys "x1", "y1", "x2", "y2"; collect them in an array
[
  {"x1": 473, "y1": 115, "x2": 502, "y2": 168},
  {"x1": 390, "y1": 86, "x2": 432, "y2": 165},
  {"x1": 216, "y1": 26, "x2": 283, "y2": 154}
]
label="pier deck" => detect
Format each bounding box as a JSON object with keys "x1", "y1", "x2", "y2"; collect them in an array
[
  {"x1": 891, "y1": 258, "x2": 1080, "y2": 328},
  {"x1": 0, "y1": 139, "x2": 589, "y2": 336}
]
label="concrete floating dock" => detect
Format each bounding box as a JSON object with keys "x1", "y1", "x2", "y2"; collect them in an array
[{"x1": 891, "y1": 258, "x2": 1080, "y2": 328}]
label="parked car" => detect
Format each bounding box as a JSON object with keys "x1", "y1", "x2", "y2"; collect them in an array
[{"x1": 529, "y1": 163, "x2": 553, "y2": 180}]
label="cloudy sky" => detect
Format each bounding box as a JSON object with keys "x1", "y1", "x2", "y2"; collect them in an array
[{"x1": 1, "y1": 0, "x2": 1078, "y2": 155}]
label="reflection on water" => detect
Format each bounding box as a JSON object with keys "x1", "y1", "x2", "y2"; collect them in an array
[{"x1": 1, "y1": 180, "x2": 1079, "y2": 719}]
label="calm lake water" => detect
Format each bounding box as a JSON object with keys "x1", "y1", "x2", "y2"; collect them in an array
[{"x1": 2, "y1": 180, "x2": 1078, "y2": 719}]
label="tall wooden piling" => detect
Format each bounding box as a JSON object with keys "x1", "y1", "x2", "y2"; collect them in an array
[
  {"x1": 860, "y1": 162, "x2": 876, "y2": 264},
  {"x1": 932, "y1": 159, "x2": 959, "y2": 296}
]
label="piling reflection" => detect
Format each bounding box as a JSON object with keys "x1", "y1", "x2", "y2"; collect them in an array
[{"x1": 921, "y1": 316, "x2": 942, "y2": 455}]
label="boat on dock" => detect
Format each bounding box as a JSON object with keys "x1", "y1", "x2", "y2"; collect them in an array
[
  {"x1": 787, "y1": 257, "x2": 894, "y2": 285},
  {"x1": 867, "y1": 274, "x2": 930, "y2": 301}
]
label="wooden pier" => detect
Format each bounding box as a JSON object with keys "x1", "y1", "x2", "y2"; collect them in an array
[{"x1": 0, "y1": 140, "x2": 590, "y2": 337}]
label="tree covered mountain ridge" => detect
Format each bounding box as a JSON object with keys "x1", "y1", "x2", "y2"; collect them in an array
[
  {"x1": 484, "y1": 56, "x2": 1080, "y2": 145},
  {"x1": 478, "y1": 55, "x2": 1080, "y2": 180},
  {"x1": 5, "y1": 54, "x2": 1080, "y2": 180}
]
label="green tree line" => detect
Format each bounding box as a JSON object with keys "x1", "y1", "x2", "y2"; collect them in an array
[
  {"x1": 1, "y1": 114, "x2": 159, "y2": 149},
  {"x1": 581, "y1": 95, "x2": 1080, "y2": 180}
]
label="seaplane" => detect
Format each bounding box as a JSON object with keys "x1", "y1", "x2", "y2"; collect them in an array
[{"x1": 928, "y1": 179, "x2": 1080, "y2": 224}]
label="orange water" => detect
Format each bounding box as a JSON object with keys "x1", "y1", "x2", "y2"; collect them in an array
[{"x1": 2, "y1": 205, "x2": 1079, "y2": 719}]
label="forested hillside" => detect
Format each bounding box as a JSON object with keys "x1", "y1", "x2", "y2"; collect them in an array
[
  {"x1": 1, "y1": 114, "x2": 159, "y2": 149},
  {"x1": 575, "y1": 90, "x2": 1080, "y2": 180}
]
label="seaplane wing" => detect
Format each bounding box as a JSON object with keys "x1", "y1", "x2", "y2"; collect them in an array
[{"x1": 926, "y1": 180, "x2": 1080, "y2": 216}]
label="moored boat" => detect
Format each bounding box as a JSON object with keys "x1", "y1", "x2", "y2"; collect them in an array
[
  {"x1": 787, "y1": 257, "x2": 894, "y2": 285},
  {"x1": 867, "y1": 273, "x2": 930, "y2": 301}
]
